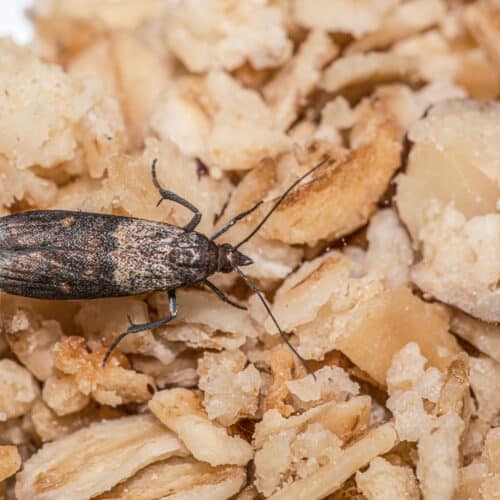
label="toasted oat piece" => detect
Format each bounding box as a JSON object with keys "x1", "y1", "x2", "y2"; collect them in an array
[
  {"x1": 204, "y1": 71, "x2": 291, "y2": 171},
  {"x1": 0, "y1": 39, "x2": 82, "y2": 169},
  {"x1": 293, "y1": 0, "x2": 398, "y2": 38},
  {"x1": 149, "y1": 389, "x2": 253, "y2": 466},
  {"x1": 0, "y1": 359, "x2": 40, "y2": 420},
  {"x1": 256, "y1": 121, "x2": 402, "y2": 245},
  {"x1": 0, "y1": 446, "x2": 21, "y2": 482},
  {"x1": 267, "y1": 251, "x2": 353, "y2": 333},
  {"x1": 53, "y1": 336, "x2": 156, "y2": 407},
  {"x1": 267, "y1": 423, "x2": 397, "y2": 499},
  {"x1": 212, "y1": 158, "x2": 303, "y2": 281},
  {"x1": 261, "y1": 345, "x2": 296, "y2": 416},
  {"x1": 15, "y1": 414, "x2": 188, "y2": 500},
  {"x1": 396, "y1": 100, "x2": 500, "y2": 231},
  {"x1": 457, "y1": 462, "x2": 491, "y2": 500},
  {"x1": 96, "y1": 457, "x2": 246, "y2": 500}
]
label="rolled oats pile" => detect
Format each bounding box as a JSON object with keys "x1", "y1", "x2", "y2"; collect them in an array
[{"x1": 0, "y1": 0, "x2": 499, "y2": 498}]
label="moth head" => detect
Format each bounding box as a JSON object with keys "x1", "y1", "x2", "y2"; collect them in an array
[{"x1": 217, "y1": 243, "x2": 253, "y2": 273}]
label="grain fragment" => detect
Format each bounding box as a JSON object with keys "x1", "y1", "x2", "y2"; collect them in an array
[
  {"x1": 149, "y1": 389, "x2": 254, "y2": 466},
  {"x1": 0, "y1": 446, "x2": 21, "y2": 482},
  {"x1": 15, "y1": 415, "x2": 188, "y2": 500}
]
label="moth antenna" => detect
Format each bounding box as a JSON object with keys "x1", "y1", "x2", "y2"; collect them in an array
[
  {"x1": 234, "y1": 156, "x2": 330, "y2": 250},
  {"x1": 210, "y1": 200, "x2": 263, "y2": 241},
  {"x1": 231, "y1": 263, "x2": 316, "y2": 380}
]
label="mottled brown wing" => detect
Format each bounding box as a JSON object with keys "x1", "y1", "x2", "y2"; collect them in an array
[{"x1": 0, "y1": 210, "x2": 218, "y2": 299}]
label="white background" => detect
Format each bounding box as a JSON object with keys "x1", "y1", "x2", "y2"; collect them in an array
[{"x1": 0, "y1": 0, "x2": 34, "y2": 44}]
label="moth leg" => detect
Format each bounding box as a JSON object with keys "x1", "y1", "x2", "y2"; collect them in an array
[
  {"x1": 101, "y1": 289, "x2": 178, "y2": 366},
  {"x1": 203, "y1": 279, "x2": 247, "y2": 310},
  {"x1": 151, "y1": 159, "x2": 202, "y2": 231}
]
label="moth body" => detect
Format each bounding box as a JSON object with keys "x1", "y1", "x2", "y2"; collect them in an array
[{"x1": 0, "y1": 210, "x2": 248, "y2": 300}]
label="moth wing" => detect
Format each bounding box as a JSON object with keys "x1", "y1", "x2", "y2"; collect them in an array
[
  {"x1": 0, "y1": 248, "x2": 106, "y2": 299},
  {"x1": 0, "y1": 210, "x2": 213, "y2": 299}
]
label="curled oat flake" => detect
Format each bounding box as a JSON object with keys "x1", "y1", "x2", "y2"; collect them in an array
[
  {"x1": 30, "y1": 400, "x2": 123, "y2": 443},
  {"x1": 15, "y1": 415, "x2": 188, "y2": 500},
  {"x1": 96, "y1": 457, "x2": 246, "y2": 500},
  {"x1": 149, "y1": 388, "x2": 254, "y2": 467}
]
